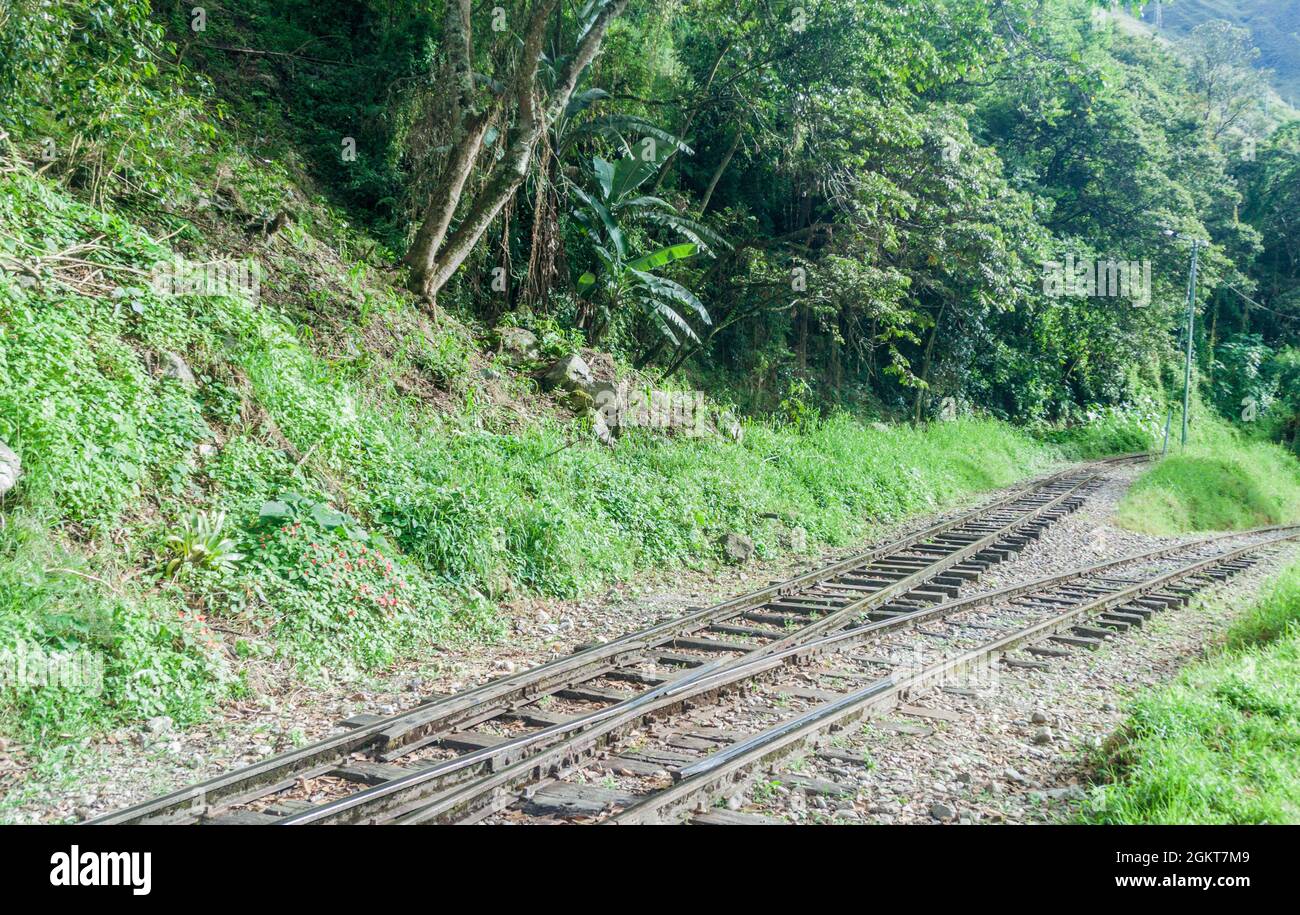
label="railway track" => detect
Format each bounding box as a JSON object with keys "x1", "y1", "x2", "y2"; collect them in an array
[
  {"x1": 91, "y1": 456, "x2": 1150, "y2": 826},
  {"x1": 325, "y1": 526, "x2": 1299, "y2": 825}
]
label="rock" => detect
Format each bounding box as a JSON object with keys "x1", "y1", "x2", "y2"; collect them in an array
[
  {"x1": 1031, "y1": 727, "x2": 1054, "y2": 745},
  {"x1": 493, "y1": 659, "x2": 516, "y2": 673},
  {"x1": 197, "y1": 442, "x2": 218, "y2": 458},
  {"x1": 716, "y1": 412, "x2": 744, "y2": 442},
  {"x1": 562, "y1": 388, "x2": 595, "y2": 413},
  {"x1": 726, "y1": 794, "x2": 743, "y2": 811},
  {"x1": 787, "y1": 526, "x2": 808, "y2": 552},
  {"x1": 1030, "y1": 711, "x2": 1050, "y2": 725},
  {"x1": 929, "y1": 802, "x2": 956, "y2": 821},
  {"x1": 722, "y1": 532, "x2": 754, "y2": 564},
  {"x1": 542, "y1": 353, "x2": 593, "y2": 392},
  {"x1": 145, "y1": 716, "x2": 173, "y2": 736},
  {"x1": 160, "y1": 352, "x2": 196, "y2": 386},
  {"x1": 0, "y1": 440, "x2": 20, "y2": 497},
  {"x1": 592, "y1": 408, "x2": 616, "y2": 448},
  {"x1": 497, "y1": 327, "x2": 540, "y2": 362}
]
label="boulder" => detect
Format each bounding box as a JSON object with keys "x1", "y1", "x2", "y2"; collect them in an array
[
  {"x1": 562, "y1": 388, "x2": 594, "y2": 413},
  {"x1": 592, "y1": 405, "x2": 617, "y2": 448},
  {"x1": 589, "y1": 380, "x2": 622, "y2": 425},
  {"x1": 787, "y1": 525, "x2": 808, "y2": 552},
  {"x1": 161, "y1": 351, "x2": 196, "y2": 386},
  {"x1": 542, "y1": 353, "x2": 593, "y2": 392},
  {"x1": 497, "y1": 327, "x2": 540, "y2": 362},
  {"x1": 0, "y1": 440, "x2": 19, "y2": 497},
  {"x1": 722, "y1": 532, "x2": 754, "y2": 564}
]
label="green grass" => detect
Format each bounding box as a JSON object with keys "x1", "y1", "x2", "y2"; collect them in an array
[
  {"x1": 0, "y1": 164, "x2": 1065, "y2": 752},
  {"x1": 1083, "y1": 561, "x2": 1300, "y2": 824},
  {"x1": 1039, "y1": 404, "x2": 1161, "y2": 461},
  {"x1": 1116, "y1": 416, "x2": 1300, "y2": 534}
]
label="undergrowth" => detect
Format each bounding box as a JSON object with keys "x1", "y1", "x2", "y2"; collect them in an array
[{"x1": 1116, "y1": 414, "x2": 1300, "y2": 534}]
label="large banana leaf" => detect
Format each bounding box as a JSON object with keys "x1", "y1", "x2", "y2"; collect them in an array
[
  {"x1": 627, "y1": 242, "x2": 698, "y2": 272},
  {"x1": 644, "y1": 211, "x2": 732, "y2": 254},
  {"x1": 632, "y1": 269, "x2": 711, "y2": 326},
  {"x1": 570, "y1": 185, "x2": 626, "y2": 257},
  {"x1": 569, "y1": 114, "x2": 693, "y2": 157},
  {"x1": 609, "y1": 156, "x2": 659, "y2": 201},
  {"x1": 565, "y1": 87, "x2": 611, "y2": 118}
]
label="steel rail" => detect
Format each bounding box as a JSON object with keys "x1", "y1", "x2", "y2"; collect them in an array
[{"x1": 610, "y1": 532, "x2": 1300, "y2": 824}]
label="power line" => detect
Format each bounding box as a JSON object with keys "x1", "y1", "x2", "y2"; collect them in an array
[{"x1": 1216, "y1": 281, "x2": 1300, "y2": 323}]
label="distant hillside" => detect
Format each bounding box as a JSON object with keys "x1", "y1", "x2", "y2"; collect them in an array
[{"x1": 1141, "y1": 1, "x2": 1300, "y2": 104}]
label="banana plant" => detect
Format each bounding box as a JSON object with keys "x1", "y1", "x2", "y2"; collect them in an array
[{"x1": 571, "y1": 152, "x2": 728, "y2": 344}]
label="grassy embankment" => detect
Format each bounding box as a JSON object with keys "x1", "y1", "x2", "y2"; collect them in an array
[
  {"x1": 1083, "y1": 560, "x2": 1300, "y2": 824},
  {"x1": 1115, "y1": 415, "x2": 1300, "y2": 534},
  {"x1": 0, "y1": 164, "x2": 1063, "y2": 757}
]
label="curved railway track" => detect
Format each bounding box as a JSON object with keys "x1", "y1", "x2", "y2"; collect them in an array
[{"x1": 90, "y1": 455, "x2": 1173, "y2": 825}]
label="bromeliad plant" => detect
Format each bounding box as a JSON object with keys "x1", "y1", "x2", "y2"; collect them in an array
[
  {"x1": 162, "y1": 510, "x2": 243, "y2": 579},
  {"x1": 570, "y1": 152, "x2": 728, "y2": 345}
]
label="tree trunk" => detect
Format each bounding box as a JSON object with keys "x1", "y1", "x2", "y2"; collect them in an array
[
  {"x1": 912, "y1": 304, "x2": 945, "y2": 423},
  {"x1": 699, "y1": 129, "x2": 741, "y2": 213}
]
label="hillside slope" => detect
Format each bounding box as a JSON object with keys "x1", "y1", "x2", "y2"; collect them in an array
[
  {"x1": 1142, "y1": 0, "x2": 1300, "y2": 103},
  {"x1": 0, "y1": 149, "x2": 1068, "y2": 754}
]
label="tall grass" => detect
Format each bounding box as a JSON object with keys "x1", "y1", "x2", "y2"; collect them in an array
[{"x1": 1084, "y1": 562, "x2": 1300, "y2": 824}]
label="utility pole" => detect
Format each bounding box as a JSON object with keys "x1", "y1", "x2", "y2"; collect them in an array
[
  {"x1": 1163, "y1": 229, "x2": 1207, "y2": 449},
  {"x1": 1181, "y1": 238, "x2": 1204, "y2": 447}
]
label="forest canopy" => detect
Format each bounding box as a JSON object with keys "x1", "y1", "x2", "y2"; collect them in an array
[{"x1": 1, "y1": 0, "x2": 1297, "y2": 441}]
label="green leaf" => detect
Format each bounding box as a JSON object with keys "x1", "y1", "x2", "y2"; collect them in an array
[
  {"x1": 258, "y1": 500, "x2": 292, "y2": 521},
  {"x1": 627, "y1": 243, "x2": 698, "y2": 272},
  {"x1": 310, "y1": 503, "x2": 349, "y2": 530},
  {"x1": 593, "y1": 156, "x2": 615, "y2": 201},
  {"x1": 610, "y1": 156, "x2": 658, "y2": 200},
  {"x1": 565, "y1": 87, "x2": 610, "y2": 118}
]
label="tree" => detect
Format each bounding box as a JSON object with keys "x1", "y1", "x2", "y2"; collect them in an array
[
  {"x1": 403, "y1": 0, "x2": 630, "y2": 304},
  {"x1": 1185, "y1": 20, "x2": 1267, "y2": 140}
]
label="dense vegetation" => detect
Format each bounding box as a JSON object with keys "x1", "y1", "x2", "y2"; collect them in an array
[
  {"x1": 1085, "y1": 558, "x2": 1300, "y2": 824},
  {"x1": 1, "y1": 0, "x2": 1298, "y2": 765}
]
